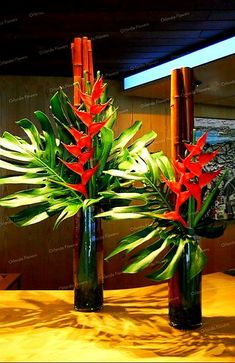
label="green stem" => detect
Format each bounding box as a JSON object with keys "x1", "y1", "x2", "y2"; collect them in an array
[
  {"x1": 187, "y1": 129, "x2": 196, "y2": 235},
  {"x1": 87, "y1": 128, "x2": 96, "y2": 200},
  {"x1": 88, "y1": 162, "x2": 96, "y2": 199},
  {"x1": 193, "y1": 170, "x2": 228, "y2": 228},
  {"x1": 188, "y1": 196, "x2": 195, "y2": 234}
]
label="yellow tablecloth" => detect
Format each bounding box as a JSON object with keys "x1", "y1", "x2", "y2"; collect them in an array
[{"x1": 0, "y1": 272, "x2": 235, "y2": 362}]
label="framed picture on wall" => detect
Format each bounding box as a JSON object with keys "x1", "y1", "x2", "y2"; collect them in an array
[{"x1": 194, "y1": 117, "x2": 235, "y2": 221}]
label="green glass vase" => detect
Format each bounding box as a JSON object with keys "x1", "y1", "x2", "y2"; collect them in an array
[
  {"x1": 168, "y1": 241, "x2": 202, "y2": 330},
  {"x1": 74, "y1": 206, "x2": 103, "y2": 311}
]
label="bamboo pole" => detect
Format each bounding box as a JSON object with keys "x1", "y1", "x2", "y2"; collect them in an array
[
  {"x1": 72, "y1": 38, "x2": 82, "y2": 106},
  {"x1": 71, "y1": 36, "x2": 95, "y2": 97},
  {"x1": 170, "y1": 69, "x2": 182, "y2": 161},
  {"x1": 170, "y1": 67, "x2": 194, "y2": 160},
  {"x1": 88, "y1": 39, "x2": 94, "y2": 87},
  {"x1": 82, "y1": 37, "x2": 89, "y2": 90},
  {"x1": 181, "y1": 67, "x2": 194, "y2": 143}
]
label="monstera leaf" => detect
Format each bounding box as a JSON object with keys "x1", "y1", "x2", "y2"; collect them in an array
[
  {"x1": 98, "y1": 149, "x2": 174, "y2": 220},
  {"x1": 0, "y1": 112, "x2": 83, "y2": 228}
]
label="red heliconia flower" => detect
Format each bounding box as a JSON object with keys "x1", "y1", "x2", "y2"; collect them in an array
[
  {"x1": 90, "y1": 100, "x2": 111, "y2": 115},
  {"x1": 67, "y1": 127, "x2": 84, "y2": 141},
  {"x1": 183, "y1": 180, "x2": 202, "y2": 211},
  {"x1": 79, "y1": 135, "x2": 92, "y2": 149},
  {"x1": 88, "y1": 121, "x2": 107, "y2": 137},
  {"x1": 65, "y1": 164, "x2": 99, "y2": 198},
  {"x1": 62, "y1": 143, "x2": 82, "y2": 158},
  {"x1": 199, "y1": 149, "x2": 219, "y2": 166},
  {"x1": 66, "y1": 128, "x2": 92, "y2": 148},
  {"x1": 181, "y1": 172, "x2": 195, "y2": 182},
  {"x1": 183, "y1": 160, "x2": 202, "y2": 177},
  {"x1": 199, "y1": 169, "x2": 221, "y2": 188},
  {"x1": 173, "y1": 160, "x2": 186, "y2": 174},
  {"x1": 67, "y1": 183, "x2": 88, "y2": 198},
  {"x1": 60, "y1": 159, "x2": 84, "y2": 175},
  {"x1": 79, "y1": 150, "x2": 94, "y2": 165},
  {"x1": 162, "y1": 175, "x2": 191, "y2": 210},
  {"x1": 162, "y1": 132, "x2": 221, "y2": 226},
  {"x1": 70, "y1": 107, "x2": 93, "y2": 126},
  {"x1": 156, "y1": 211, "x2": 188, "y2": 228},
  {"x1": 184, "y1": 132, "x2": 208, "y2": 158},
  {"x1": 81, "y1": 165, "x2": 99, "y2": 185},
  {"x1": 79, "y1": 92, "x2": 93, "y2": 109},
  {"x1": 60, "y1": 76, "x2": 110, "y2": 199},
  {"x1": 76, "y1": 76, "x2": 110, "y2": 113},
  {"x1": 162, "y1": 176, "x2": 181, "y2": 193},
  {"x1": 91, "y1": 76, "x2": 106, "y2": 102},
  {"x1": 62, "y1": 136, "x2": 92, "y2": 158},
  {"x1": 175, "y1": 191, "x2": 191, "y2": 212}
]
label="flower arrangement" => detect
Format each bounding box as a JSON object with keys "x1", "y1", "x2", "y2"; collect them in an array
[
  {"x1": 0, "y1": 34, "x2": 227, "y2": 321},
  {"x1": 0, "y1": 71, "x2": 157, "y2": 311},
  {"x1": 0, "y1": 76, "x2": 155, "y2": 227},
  {"x1": 98, "y1": 129, "x2": 227, "y2": 328},
  {"x1": 99, "y1": 131, "x2": 227, "y2": 281}
]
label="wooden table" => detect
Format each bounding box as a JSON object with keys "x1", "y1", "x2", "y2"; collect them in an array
[{"x1": 0, "y1": 272, "x2": 234, "y2": 362}]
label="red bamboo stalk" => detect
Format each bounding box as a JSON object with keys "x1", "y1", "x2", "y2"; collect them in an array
[
  {"x1": 82, "y1": 37, "x2": 89, "y2": 82},
  {"x1": 73, "y1": 38, "x2": 82, "y2": 106},
  {"x1": 181, "y1": 67, "x2": 194, "y2": 143},
  {"x1": 71, "y1": 41, "x2": 74, "y2": 72},
  {"x1": 170, "y1": 69, "x2": 182, "y2": 161},
  {"x1": 88, "y1": 39, "x2": 94, "y2": 87}
]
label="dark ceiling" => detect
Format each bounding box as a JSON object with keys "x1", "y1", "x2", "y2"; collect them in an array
[{"x1": 1, "y1": 0, "x2": 235, "y2": 80}]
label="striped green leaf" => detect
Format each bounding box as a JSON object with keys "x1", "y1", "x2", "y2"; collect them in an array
[
  {"x1": 111, "y1": 120, "x2": 142, "y2": 153},
  {"x1": 124, "y1": 236, "x2": 171, "y2": 273},
  {"x1": 146, "y1": 238, "x2": 186, "y2": 281},
  {"x1": 105, "y1": 225, "x2": 157, "y2": 259}
]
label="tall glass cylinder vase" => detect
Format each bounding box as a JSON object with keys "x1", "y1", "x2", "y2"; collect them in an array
[
  {"x1": 168, "y1": 241, "x2": 202, "y2": 330},
  {"x1": 73, "y1": 206, "x2": 103, "y2": 312}
]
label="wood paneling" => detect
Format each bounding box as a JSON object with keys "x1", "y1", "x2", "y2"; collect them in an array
[
  {"x1": 201, "y1": 221, "x2": 235, "y2": 275},
  {"x1": 195, "y1": 103, "x2": 235, "y2": 119},
  {"x1": 0, "y1": 76, "x2": 75, "y2": 290}
]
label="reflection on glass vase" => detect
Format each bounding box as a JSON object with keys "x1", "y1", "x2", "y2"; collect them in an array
[
  {"x1": 168, "y1": 241, "x2": 202, "y2": 330},
  {"x1": 73, "y1": 206, "x2": 103, "y2": 312}
]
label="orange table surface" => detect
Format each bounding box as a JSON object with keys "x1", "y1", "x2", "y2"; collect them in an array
[{"x1": 0, "y1": 272, "x2": 235, "y2": 362}]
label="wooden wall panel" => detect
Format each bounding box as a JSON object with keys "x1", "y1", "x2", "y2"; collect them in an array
[
  {"x1": 104, "y1": 82, "x2": 172, "y2": 288},
  {"x1": 0, "y1": 76, "x2": 74, "y2": 290},
  {"x1": 195, "y1": 103, "x2": 235, "y2": 119},
  {"x1": 201, "y1": 221, "x2": 235, "y2": 275},
  {"x1": 0, "y1": 75, "x2": 234, "y2": 290}
]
